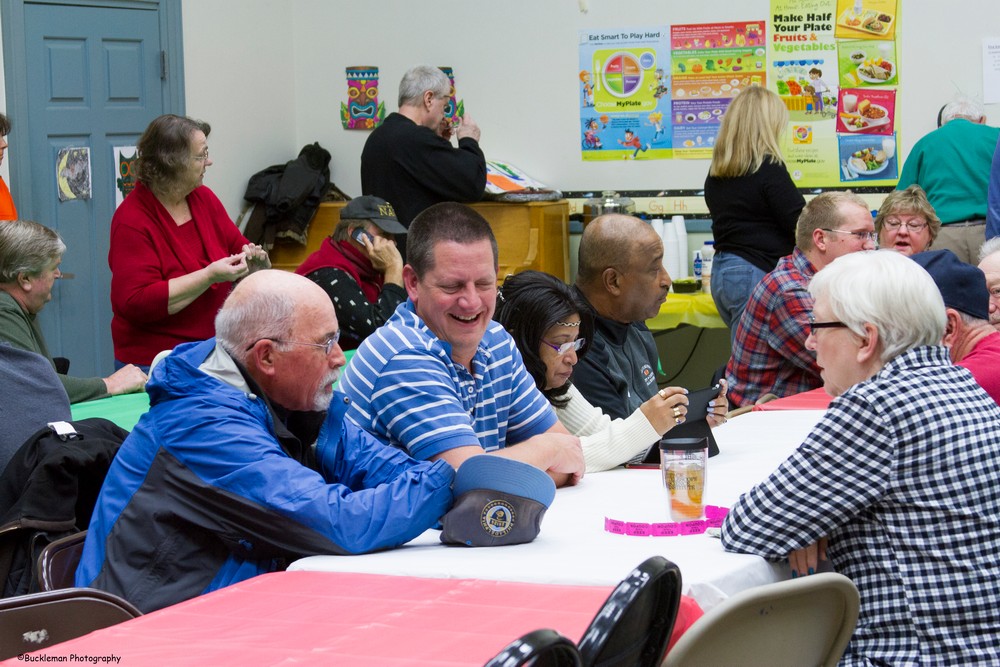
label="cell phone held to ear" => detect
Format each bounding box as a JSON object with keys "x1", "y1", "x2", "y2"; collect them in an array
[{"x1": 351, "y1": 228, "x2": 374, "y2": 244}]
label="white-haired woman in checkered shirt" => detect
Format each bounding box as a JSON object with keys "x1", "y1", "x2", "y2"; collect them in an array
[{"x1": 721, "y1": 249, "x2": 1000, "y2": 666}]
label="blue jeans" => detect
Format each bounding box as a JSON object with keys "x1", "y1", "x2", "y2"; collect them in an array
[{"x1": 709, "y1": 251, "x2": 767, "y2": 347}]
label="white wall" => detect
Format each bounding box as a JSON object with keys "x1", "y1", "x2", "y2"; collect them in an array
[
  {"x1": 181, "y1": 0, "x2": 299, "y2": 218},
  {"x1": 3, "y1": 1, "x2": 999, "y2": 218},
  {"x1": 279, "y1": 0, "x2": 999, "y2": 203}
]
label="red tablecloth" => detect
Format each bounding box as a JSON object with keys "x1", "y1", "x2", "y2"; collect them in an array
[
  {"x1": 753, "y1": 388, "x2": 832, "y2": 411},
  {"x1": 7, "y1": 571, "x2": 700, "y2": 666}
]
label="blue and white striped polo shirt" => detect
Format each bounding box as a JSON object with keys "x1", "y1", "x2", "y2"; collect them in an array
[{"x1": 338, "y1": 300, "x2": 557, "y2": 461}]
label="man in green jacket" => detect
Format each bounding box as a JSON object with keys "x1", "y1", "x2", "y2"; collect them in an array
[{"x1": 897, "y1": 96, "x2": 1000, "y2": 263}]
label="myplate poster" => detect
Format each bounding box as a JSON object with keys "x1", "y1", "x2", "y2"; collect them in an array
[
  {"x1": 578, "y1": 28, "x2": 672, "y2": 161},
  {"x1": 671, "y1": 21, "x2": 768, "y2": 159},
  {"x1": 769, "y1": 0, "x2": 900, "y2": 188}
]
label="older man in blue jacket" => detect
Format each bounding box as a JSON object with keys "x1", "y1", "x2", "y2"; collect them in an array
[{"x1": 76, "y1": 270, "x2": 454, "y2": 613}]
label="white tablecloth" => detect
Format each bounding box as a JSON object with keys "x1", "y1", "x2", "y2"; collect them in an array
[{"x1": 291, "y1": 410, "x2": 827, "y2": 610}]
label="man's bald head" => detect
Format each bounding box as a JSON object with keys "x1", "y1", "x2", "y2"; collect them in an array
[
  {"x1": 216, "y1": 270, "x2": 332, "y2": 366},
  {"x1": 217, "y1": 270, "x2": 345, "y2": 412},
  {"x1": 577, "y1": 214, "x2": 659, "y2": 286},
  {"x1": 576, "y1": 214, "x2": 671, "y2": 323}
]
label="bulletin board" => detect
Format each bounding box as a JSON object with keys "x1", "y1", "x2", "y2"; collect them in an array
[{"x1": 297, "y1": 0, "x2": 998, "y2": 200}]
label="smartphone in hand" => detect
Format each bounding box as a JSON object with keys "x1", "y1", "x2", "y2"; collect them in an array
[
  {"x1": 351, "y1": 228, "x2": 374, "y2": 244},
  {"x1": 683, "y1": 383, "x2": 722, "y2": 421}
]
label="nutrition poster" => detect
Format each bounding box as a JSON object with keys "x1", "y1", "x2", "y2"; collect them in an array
[
  {"x1": 769, "y1": 0, "x2": 900, "y2": 188},
  {"x1": 578, "y1": 27, "x2": 672, "y2": 161},
  {"x1": 671, "y1": 21, "x2": 768, "y2": 159}
]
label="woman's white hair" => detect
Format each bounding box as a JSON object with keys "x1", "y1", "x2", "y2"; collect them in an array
[{"x1": 809, "y1": 250, "x2": 946, "y2": 363}]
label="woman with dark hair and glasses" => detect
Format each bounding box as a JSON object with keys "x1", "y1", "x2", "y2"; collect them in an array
[
  {"x1": 109, "y1": 114, "x2": 271, "y2": 371},
  {"x1": 495, "y1": 271, "x2": 727, "y2": 472}
]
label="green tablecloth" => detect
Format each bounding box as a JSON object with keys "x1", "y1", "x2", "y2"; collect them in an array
[
  {"x1": 70, "y1": 392, "x2": 151, "y2": 432},
  {"x1": 647, "y1": 293, "x2": 730, "y2": 389},
  {"x1": 68, "y1": 349, "x2": 357, "y2": 432}
]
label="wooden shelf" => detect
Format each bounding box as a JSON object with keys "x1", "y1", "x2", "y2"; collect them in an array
[{"x1": 270, "y1": 200, "x2": 571, "y2": 284}]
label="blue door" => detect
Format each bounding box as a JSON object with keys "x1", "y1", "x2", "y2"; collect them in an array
[{"x1": 13, "y1": 2, "x2": 176, "y2": 377}]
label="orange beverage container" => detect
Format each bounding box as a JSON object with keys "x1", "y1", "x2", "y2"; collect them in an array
[{"x1": 660, "y1": 437, "x2": 708, "y2": 521}]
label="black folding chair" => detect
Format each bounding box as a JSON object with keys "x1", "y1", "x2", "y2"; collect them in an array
[
  {"x1": 36, "y1": 530, "x2": 88, "y2": 591},
  {"x1": 484, "y1": 628, "x2": 583, "y2": 667},
  {"x1": 577, "y1": 556, "x2": 683, "y2": 667},
  {"x1": 0, "y1": 587, "x2": 141, "y2": 660}
]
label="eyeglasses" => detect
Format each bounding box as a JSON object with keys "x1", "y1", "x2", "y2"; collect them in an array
[
  {"x1": 821, "y1": 228, "x2": 877, "y2": 243},
  {"x1": 807, "y1": 314, "x2": 849, "y2": 334},
  {"x1": 883, "y1": 218, "x2": 928, "y2": 232},
  {"x1": 542, "y1": 338, "x2": 586, "y2": 355},
  {"x1": 192, "y1": 150, "x2": 210, "y2": 162},
  {"x1": 245, "y1": 331, "x2": 341, "y2": 355}
]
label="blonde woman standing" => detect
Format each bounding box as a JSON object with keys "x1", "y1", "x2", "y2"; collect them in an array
[{"x1": 704, "y1": 86, "x2": 805, "y2": 342}]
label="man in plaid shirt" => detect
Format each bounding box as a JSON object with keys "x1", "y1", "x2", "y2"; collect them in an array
[
  {"x1": 722, "y1": 250, "x2": 1000, "y2": 665},
  {"x1": 726, "y1": 192, "x2": 876, "y2": 407}
]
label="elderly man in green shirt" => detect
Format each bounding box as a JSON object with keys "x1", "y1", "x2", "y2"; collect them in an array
[{"x1": 896, "y1": 96, "x2": 1000, "y2": 263}]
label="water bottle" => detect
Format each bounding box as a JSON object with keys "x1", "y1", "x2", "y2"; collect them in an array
[
  {"x1": 701, "y1": 241, "x2": 715, "y2": 294},
  {"x1": 672, "y1": 216, "x2": 689, "y2": 279},
  {"x1": 692, "y1": 250, "x2": 703, "y2": 282}
]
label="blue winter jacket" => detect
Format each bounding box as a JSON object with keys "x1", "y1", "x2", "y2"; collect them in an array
[{"x1": 75, "y1": 338, "x2": 454, "y2": 612}]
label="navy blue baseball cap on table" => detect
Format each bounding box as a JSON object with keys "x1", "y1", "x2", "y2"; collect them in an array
[{"x1": 440, "y1": 455, "x2": 556, "y2": 547}]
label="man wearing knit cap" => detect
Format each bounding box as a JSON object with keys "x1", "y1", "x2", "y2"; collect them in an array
[{"x1": 912, "y1": 249, "x2": 1000, "y2": 403}]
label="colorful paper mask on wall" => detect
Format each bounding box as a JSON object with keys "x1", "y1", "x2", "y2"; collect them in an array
[
  {"x1": 114, "y1": 146, "x2": 137, "y2": 208},
  {"x1": 439, "y1": 66, "x2": 464, "y2": 125},
  {"x1": 341, "y1": 66, "x2": 385, "y2": 130}
]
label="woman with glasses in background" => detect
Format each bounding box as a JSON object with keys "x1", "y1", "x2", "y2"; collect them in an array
[
  {"x1": 109, "y1": 115, "x2": 270, "y2": 371},
  {"x1": 874, "y1": 185, "x2": 941, "y2": 256},
  {"x1": 494, "y1": 270, "x2": 727, "y2": 472}
]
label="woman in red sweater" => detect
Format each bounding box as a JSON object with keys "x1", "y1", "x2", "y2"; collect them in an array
[
  {"x1": 109, "y1": 115, "x2": 270, "y2": 368},
  {"x1": 0, "y1": 113, "x2": 17, "y2": 221}
]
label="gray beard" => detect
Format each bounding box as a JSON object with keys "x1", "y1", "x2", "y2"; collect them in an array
[{"x1": 311, "y1": 368, "x2": 341, "y2": 411}]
